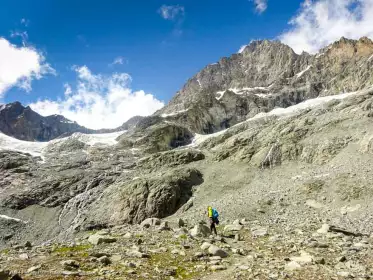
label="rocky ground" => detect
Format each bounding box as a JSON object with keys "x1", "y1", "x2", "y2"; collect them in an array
[{"x1": 1, "y1": 218, "x2": 373, "y2": 279}]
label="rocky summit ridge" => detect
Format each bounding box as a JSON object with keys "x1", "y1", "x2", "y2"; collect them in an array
[{"x1": 1, "y1": 37, "x2": 373, "y2": 279}]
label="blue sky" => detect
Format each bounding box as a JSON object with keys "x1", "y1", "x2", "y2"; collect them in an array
[{"x1": 1, "y1": 0, "x2": 373, "y2": 128}]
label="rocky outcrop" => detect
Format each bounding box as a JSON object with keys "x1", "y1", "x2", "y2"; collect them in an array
[
  {"x1": 118, "y1": 122, "x2": 193, "y2": 153},
  {"x1": 100, "y1": 168, "x2": 203, "y2": 225}
]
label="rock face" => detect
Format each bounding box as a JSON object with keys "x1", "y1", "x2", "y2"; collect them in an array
[{"x1": 156, "y1": 37, "x2": 373, "y2": 134}]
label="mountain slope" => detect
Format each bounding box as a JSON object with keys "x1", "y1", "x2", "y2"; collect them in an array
[{"x1": 156, "y1": 37, "x2": 373, "y2": 133}]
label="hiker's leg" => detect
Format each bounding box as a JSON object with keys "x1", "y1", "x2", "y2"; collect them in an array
[{"x1": 213, "y1": 223, "x2": 217, "y2": 235}]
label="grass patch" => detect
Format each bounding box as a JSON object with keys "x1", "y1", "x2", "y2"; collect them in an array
[
  {"x1": 1, "y1": 248, "x2": 10, "y2": 255},
  {"x1": 52, "y1": 244, "x2": 92, "y2": 257}
]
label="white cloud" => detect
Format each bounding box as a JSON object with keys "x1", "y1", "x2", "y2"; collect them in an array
[
  {"x1": 0, "y1": 38, "x2": 55, "y2": 97},
  {"x1": 109, "y1": 56, "x2": 126, "y2": 66},
  {"x1": 30, "y1": 66, "x2": 165, "y2": 129},
  {"x1": 252, "y1": 0, "x2": 268, "y2": 13},
  {"x1": 20, "y1": 18, "x2": 30, "y2": 27},
  {"x1": 279, "y1": 0, "x2": 373, "y2": 54},
  {"x1": 10, "y1": 31, "x2": 28, "y2": 46},
  {"x1": 64, "y1": 83, "x2": 72, "y2": 96},
  {"x1": 158, "y1": 5, "x2": 185, "y2": 20}
]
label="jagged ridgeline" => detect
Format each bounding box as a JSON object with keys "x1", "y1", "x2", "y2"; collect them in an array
[{"x1": 1, "y1": 38, "x2": 373, "y2": 279}]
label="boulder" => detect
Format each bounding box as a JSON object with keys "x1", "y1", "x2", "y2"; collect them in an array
[
  {"x1": 98, "y1": 256, "x2": 112, "y2": 265},
  {"x1": 61, "y1": 260, "x2": 80, "y2": 270},
  {"x1": 285, "y1": 261, "x2": 302, "y2": 271},
  {"x1": 190, "y1": 224, "x2": 211, "y2": 238},
  {"x1": 117, "y1": 168, "x2": 203, "y2": 224},
  {"x1": 317, "y1": 224, "x2": 330, "y2": 234},
  {"x1": 223, "y1": 224, "x2": 243, "y2": 236},
  {"x1": 251, "y1": 226, "x2": 268, "y2": 237},
  {"x1": 178, "y1": 218, "x2": 185, "y2": 228},
  {"x1": 88, "y1": 234, "x2": 117, "y2": 245},
  {"x1": 208, "y1": 245, "x2": 228, "y2": 258},
  {"x1": 201, "y1": 242, "x2": 212, "y2": 250},
  {"x1": 140, "y1": 218, "x2": 161, "y2": 228}
]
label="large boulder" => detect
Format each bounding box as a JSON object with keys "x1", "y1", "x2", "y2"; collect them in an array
[
  {"x1": 208, "y1": 245, "x2": 229, "y2": 258},
  {"x1": 140, "y1": 218, "x2": 161, "y2": 228},
  {"x1": 88, "y1": 234, "x2": 117, "y2": 245},
  {"x1": 223, "y1": 224, "x2": 243, "y2": 236},
  {"x1": 106, "y1": 168, "x2": 203, "y2": 224},
  {"x1": 189, "y1": 224, "x2": 211, "y2": 238}
]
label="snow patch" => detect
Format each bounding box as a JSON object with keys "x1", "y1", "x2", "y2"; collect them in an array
[
  {"x1": 197, "y1": 79, "x2": 202, "y2": 88},
  {"x1": 238, "y1": 45, "x2": 248, "y2": 54},
  {"x1": 0, "y1": 131, "x2": 126, "y2": 158},
  {"x1": 0, "y1": 214, "x2": 27, "y2": 224},
  {"x1": 0, "y1": 133, "x2": 48, "y2": 157},
  {"x1": 255, "y1": 93, "x2": 272, "y2": 98},
  {"x1": 215, "y1": 85, "x2": 273, "y2": 100},
  {"x1": 60, "y1": 120, "x2": 75, "y2": 124},
  {"x1": 161, "y1": 109, "x2": 189, "y2": 118},
  {"x1": 296, "y1": 65, "x2": 312, "y2": 78},
  {"x1": 250, "y1": 90, "x2": 358, "y2": 121},
  {"x1": 51, "y1": 131, "x2": 125, "y2": 146},
  {"x1": 195, "y1": 90, "x2": 360, "y2": 146},
  {"x1": 368, "y1": 54, "x2": 373, "y2": 62}
]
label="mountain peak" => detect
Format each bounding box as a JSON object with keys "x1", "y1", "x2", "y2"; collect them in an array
[{"x1": 240, "y1": 39, "x2": 293, "y2": 54}]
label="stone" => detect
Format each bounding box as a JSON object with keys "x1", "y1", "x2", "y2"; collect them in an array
[
  {"x1": 123, "y1": 232, "x2": 133, "y2": 239},
  {"x1": 171, "y1": 249, "x2": 186, "y2": 256},
  {"x1": 210, "y1": 265, "x2": 227, "y2": 271},
  {"x1": 314, "y1": 257, "x2": 326, "y2": 265},
  {"x1": 178, "y1": 218, "x2": 185, "y2": 227},
  {"x1": 189, "y1": 224, "x2": 211, "y2": 238},
  {"x1": 290, "y1": 251, "x2": 313, "y2": 264},
  {"x1": 19, "y1": 253, "x2": 29, "y2": 260},
  {"x1": 208, "y1": 245, "x2": 228, "y2": 258},
  {"x1": 232, "y1": 219, "x2": 241, "y2": 225},
  {"x1": 201, "y1": 242, "x2": 212, "y2": 250},
  {"x1": 127, "y1": 250, "x2": 150, "y2": 258},
  {"x1": 88, "y1": 234, "x2": 117, "y2": 245},
  {"x1": 158, "y1": 221, "x2": 170, "y2": 231},
  {"x1": 223, "y1": 224, "x2": 243, "y2": 236},
  {"x1": 61, "y1": 260, "x2": 80, "y2": 270},
  {"x1": 317, "y1": 224, "x2": 330, "y2": 234},
  {"x1": 141, "y1": 218, "x2": 161, "y2": 228},
  {"x1": 251, "y1": 227, "x2": 268, "y2": 237},
  {"x1": 27, "y1": 265, "x2": 42, "y2": 273},
  {"x1": 24, "y1": 241, "x2": 32, "y2": 248},
  {"x1": 98, "y1": 256, "x2": 112, "y2": 265},
  {"x1": 305, "y1": 199, "x2": 324, "y2": 209},
  {"x1": 285, "y1": 261, "x2": 302, "y2": 271},
  {"x1": 110, "y1": 254, "x2": 122, "y2": 262}
]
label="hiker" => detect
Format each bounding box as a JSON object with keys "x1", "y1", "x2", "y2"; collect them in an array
[{"x1": 207, "y1": 206, "x2": 219, "y2": 235}]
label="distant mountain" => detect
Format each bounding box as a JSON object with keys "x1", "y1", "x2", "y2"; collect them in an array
[
  {"x1": 0, "y1": 102, "x2": 96, "y2": 141},
  {"x1": 0, "y1": 102, "x2": 144, "y2": 141}
]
